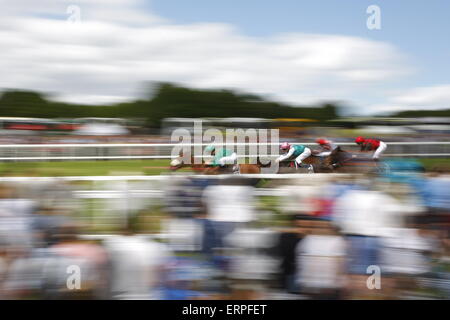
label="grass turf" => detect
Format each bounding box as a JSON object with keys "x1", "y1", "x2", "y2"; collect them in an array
[{"x1": 0, "y1": 160, "x2": 175, "y2": 176}]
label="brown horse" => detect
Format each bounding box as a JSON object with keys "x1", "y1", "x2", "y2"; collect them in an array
[
  {"x1": 171, "y1": 153, "x2": 338, "y2": 174},
  {"x1": 170, "y1": 154, "x2": 262, "y2": 174},
  {"x1": 171, "y1": 148, "x2": 385, "y2": 175},
  {"x1": 278, "y1": 154, "x2": 335, "y2": 173}
]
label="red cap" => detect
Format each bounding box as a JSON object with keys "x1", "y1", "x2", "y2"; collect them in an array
[{"x1": 355, "y1": 136, "x2": 365, "y2": 143}]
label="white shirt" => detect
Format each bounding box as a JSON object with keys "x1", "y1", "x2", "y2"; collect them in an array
[
  {"x1": 0, "y1": 199, "x2": 34, "y2": 248},
  {"x1": 296, "y1": 235, "x2": 346, "y2": 289},
  {"x1": 225, "y1": 228, "x2": 278, "y2": 280},
  {"x1": 381, "y1": 228, "x2": 434, "y2": 275},
  {"x1": 162, "y1": 218, "x2": 203, "y2": 252},
  {"x1": 277, "y1": 148, "x2": 295, "y2": 162},
  {"x1": 333, "y1": 190, "x2": 404, "y2": 237},
  {"x1": 202, "y1": 185, "x2": 255, "y2": 222},
  {"x1": 103, "y1": 235, "x2": 172, "y2": 299}
]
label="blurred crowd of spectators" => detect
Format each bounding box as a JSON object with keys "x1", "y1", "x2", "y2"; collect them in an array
[{"x1": 0, "y1": 170, "x2": 449, "y2": 300}]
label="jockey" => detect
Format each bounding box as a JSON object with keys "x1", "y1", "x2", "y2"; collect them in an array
[
  {"x1": 204, "y1": 145, "x2": 237, "y2": 167},
  {"x1": 355, "y1": 136, "x2": 387, "y2": 161},
  {"x1": 314, "y1": 138, "x2": 338, "y2": 157},
  {"x1": 275, "y1": 142, "x2": 313, "y2": 172}
]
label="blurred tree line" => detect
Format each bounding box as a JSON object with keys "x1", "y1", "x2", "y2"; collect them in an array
[
  {"x1": 0, "y1": 83, "x2": 339, "y2": 128},
  {"x1": 393, "y1": 109, "x2": 450, "y2": 118}
]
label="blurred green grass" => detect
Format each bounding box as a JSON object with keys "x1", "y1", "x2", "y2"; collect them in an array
[{"x1": 0, "y1": 159, "x2": 174, "y2": 176}]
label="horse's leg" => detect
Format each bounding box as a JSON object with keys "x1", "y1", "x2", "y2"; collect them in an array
[
  {"x1": 320, "y1": 156, "x2": 335, "y2": 172},
  {"x1": 302, "y1": 157, "x2": 316, "y2": 173},
  {"x1": 203, "y1": 166, "x2": 213, "y2": 175}
]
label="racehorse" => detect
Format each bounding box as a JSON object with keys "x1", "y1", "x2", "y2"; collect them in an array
[
  {"x1": 278, "y1": 153, "x2": 336, "y2": 173},
  {"x1": 170, "y1": 154, "x2": 263, "y2": 174},
  {"x1": 277, "y1": 147, "x2": 388, "y2": 174},
  {"x1": 170, "y1": 148, "x2": 388, "y2": 175},
  {"x1": 171, "y1": 153, "x2": 336, "y2": 174},
  {"x1": 324, "y1": 147, "x2": 389, "y2": 174}
]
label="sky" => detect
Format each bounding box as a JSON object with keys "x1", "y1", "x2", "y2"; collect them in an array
[{"x1": 0, "y1": 0, "x2": 449, "y2": 115}]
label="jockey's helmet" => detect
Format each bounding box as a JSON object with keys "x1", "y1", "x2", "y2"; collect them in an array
[
  {"x1": 355, "y1": 136, "x2": 365, "y2": 144},
  {"x1": 280, "y1": 142, "x2": 291, "y2": 151},
  {"x1": 204, "y1": 145, "x2": 215, "y2": 153},
  {"x1": 316, "y1": 138, "x2": 327, "y2": 145}
]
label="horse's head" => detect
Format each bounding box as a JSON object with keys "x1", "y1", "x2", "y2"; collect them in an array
[
  {"x1": 170, "y1": 154, "x2": 200, "y2": 170},
  {"x1": 324, "y1": 146, "x2": 350, "y2": 167},
  {"x1": 322, "y1": 147, "x2": 338, "y2": 165},
  {"x1": 170, "y1": 157, "x2": 183, "y2": 171}
]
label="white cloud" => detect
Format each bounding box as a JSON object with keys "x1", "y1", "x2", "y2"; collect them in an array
[
  {"x1": 392, "y1": 85, "x2": 450, "y2": 107},
  {"x1": 0, "y1": 0, "x2": 414, "y2": 109},
  {"x1": 368, "y1": 84, "x2": 450, "y2": 115}
]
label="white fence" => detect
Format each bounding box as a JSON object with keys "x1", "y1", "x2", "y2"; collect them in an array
[{"x1": 0, "y1": 142, "x2": 449, "y2": 161}]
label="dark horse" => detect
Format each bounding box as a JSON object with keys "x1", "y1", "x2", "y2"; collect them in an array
[{"x1": 324, "y1": 147, "x2": 389, "y2": 174}]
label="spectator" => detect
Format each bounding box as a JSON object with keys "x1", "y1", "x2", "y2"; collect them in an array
[
  {"x1": 332, "y1": 186, "x2": 404, "y2": 299},
  {"x1": 295, "y1": 217, "x2": 346, "y2": 299},
  {"x1": 271, "y1": 214, "x2": 309, "y2": 293},
  {"x1": 0, "y1": 184, "x2": 35, "y2": 250},
  {"x1": 40, "y1": 224, "x2": 110, "y2": 299},
  {"x1": 201, "y1": 177, "x2": 256, "y2": 256},
  {"x1": 380, "y1": 216, "x2": 437, "y2": 298},
  {"x1": 102, "y1": 219, "x2": 172, "y2": 300}
]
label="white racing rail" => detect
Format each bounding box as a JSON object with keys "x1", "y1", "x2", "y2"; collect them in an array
[{"x1": 0, "y1": 141, "x2": 449, "y2": 161}]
